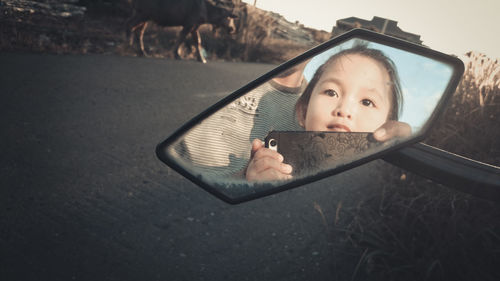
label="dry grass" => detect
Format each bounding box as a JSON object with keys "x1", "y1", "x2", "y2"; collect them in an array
[
  {"x1": 335, "y1": 171, "x2": 500, "y2": 281},
  {"x1": 425, "y1": 52, "x2": 500, "y2": 165}
]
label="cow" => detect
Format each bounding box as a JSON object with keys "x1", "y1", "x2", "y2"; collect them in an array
[{"x1": 125, "y1": 0, "x2": 238, "y2": 63}]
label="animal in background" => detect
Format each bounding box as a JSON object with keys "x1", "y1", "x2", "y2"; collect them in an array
[{"x1": 125, "y1": 0, "x2": 238, "y2": 63}]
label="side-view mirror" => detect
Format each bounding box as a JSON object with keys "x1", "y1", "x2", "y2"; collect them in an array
[{"x1": 156, "y1": 29, "x2": 464, "y2": 204}]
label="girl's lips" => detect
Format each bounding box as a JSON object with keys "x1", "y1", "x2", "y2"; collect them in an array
[{"x1": 327, "y1": 124, "x2": 351, "y2": 132}]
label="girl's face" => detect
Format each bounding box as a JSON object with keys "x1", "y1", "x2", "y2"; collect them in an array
[{"x1": 303, "y1": 54, "x2": 392, "y2": 132}]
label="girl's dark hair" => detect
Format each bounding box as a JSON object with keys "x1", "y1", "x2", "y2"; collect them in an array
[{"x1": 296, "y1": 44, "x2": 403, "y2": 125}]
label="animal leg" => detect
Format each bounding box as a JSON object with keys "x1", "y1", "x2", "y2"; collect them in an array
[
  {"x1": 128, "y1": 22, "x2": 143, "y2": 47},
  {"x1": 139, "y1": 21, "x2": 149, "y2": 57},
  {"x1": 191, "y1": 29, "x2": 207, "y2": 64},
  {"x1": 125, "y1": 10, "x2": 147, "y2": 52},
  {"x1": 175, "y1": 26, "x2": 192, "y2": 60}
]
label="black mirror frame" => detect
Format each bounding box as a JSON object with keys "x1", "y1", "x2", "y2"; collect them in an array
[{"x1": 156, "y1": 28, "x2": 465, "y2": 204}]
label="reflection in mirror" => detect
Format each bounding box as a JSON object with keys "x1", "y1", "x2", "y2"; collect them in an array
[
  {"x1": 163, "y1": 36, "x2": 458, "y2": 200},
  {"x1": 167, "y1": 65, "x2": 308, "y2": 195},
  {"x1": 303, "y1": 40, "x2": 453, "y2": 132}
]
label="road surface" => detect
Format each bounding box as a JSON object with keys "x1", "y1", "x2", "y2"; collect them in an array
[{"x1": 0, "y1": 53, "x2": 391, "y2": 281}]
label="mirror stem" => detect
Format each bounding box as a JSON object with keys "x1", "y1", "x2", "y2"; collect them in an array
[{"x1": 383, "y1": 142, "x2": 500, "y2": 202}]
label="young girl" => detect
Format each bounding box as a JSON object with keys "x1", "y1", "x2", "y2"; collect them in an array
[{"x1": 246, "y1": 45, "x2": 411, "y2": 182}]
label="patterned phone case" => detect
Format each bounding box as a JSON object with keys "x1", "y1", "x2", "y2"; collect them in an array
[{"x1": 264, "y1": 131, "x2": 381, "y2": 176}]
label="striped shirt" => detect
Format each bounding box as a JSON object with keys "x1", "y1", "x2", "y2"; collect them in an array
[{"x1": 171, "y1": 79, "x2": 307, "y2": 178}]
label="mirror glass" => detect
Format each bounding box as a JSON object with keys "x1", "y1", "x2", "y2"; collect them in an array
[{"x1": 159, "y1": 32, "x2": 462, "y2": 203}]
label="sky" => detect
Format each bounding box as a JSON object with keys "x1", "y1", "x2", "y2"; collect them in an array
[{"x1": 242, "y1": 0, "x2": 500, "y2": 59}]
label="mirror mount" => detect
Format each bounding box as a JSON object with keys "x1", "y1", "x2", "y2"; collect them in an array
[{"x1": 384, "y1": 143, "x2": 500, "y2": 202}]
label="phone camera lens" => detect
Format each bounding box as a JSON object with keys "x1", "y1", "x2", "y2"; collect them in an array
[{"x1": 269, "y1": 139, "x2": 277, "y2": 147}]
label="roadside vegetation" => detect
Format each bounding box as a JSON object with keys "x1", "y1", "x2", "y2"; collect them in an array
[
  {"x1": 332, "y1": 52, "x2": 500, "y2": 281},
  {"x1": 0, "y1": 0, "x2": 329, "y2": 63}
]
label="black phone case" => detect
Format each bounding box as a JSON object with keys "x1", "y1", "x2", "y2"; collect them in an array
[{"x1": 264, "y1": 131, "x2": 380, "y2": 176}]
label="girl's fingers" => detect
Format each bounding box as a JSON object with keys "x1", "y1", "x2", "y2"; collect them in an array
[
  {"x1": 246, "y1": 151, "x2": 293, "y2": 182},
  {"x1": 374, "y1": 121, "x2": 411, "y2": 142},
  {"x1": 253, "y1": 147, "x2": 284, "y2": 162},
  {"x1": 255, "y1": 167, "x2": 293, "y2": 182},
  {"x1": 250, "y1": 139, "x2": 264, "y2": 157},
  {"x1": 251, "y1": 155, "x2": 292, "y2": 174}
]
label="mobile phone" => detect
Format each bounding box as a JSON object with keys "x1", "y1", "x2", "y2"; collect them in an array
[{"x1": 264, "y1": 131, "x2": 380, "y2": 176}]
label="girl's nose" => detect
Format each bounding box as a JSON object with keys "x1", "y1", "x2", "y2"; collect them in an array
[{"x1": 332, "y1": 101, "x2": 352, "y2": 119}]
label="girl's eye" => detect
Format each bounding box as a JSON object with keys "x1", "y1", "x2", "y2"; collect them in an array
[
  {"x1": 361, "y1": 99, "x2": 375, "y2": 107},
  {"x1": 324, "y1": 89, "x2": 338, "y2": 97}
]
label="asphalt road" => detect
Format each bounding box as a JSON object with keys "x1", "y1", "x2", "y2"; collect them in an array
[{"x1": 0, "y1": 53, "x2": 391, "y2": 281}]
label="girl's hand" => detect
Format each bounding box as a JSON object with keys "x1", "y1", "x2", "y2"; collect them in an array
[
  {"x1": 246, "y1": 139, "x2": 293, "y2": 182},
  {"x1": 373, "y1": 120, "x2": 412, "y2": 142}
]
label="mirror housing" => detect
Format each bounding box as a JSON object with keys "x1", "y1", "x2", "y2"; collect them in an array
[{"x1": 156, "y1": 29, "x2": 465, "y2": 204}]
